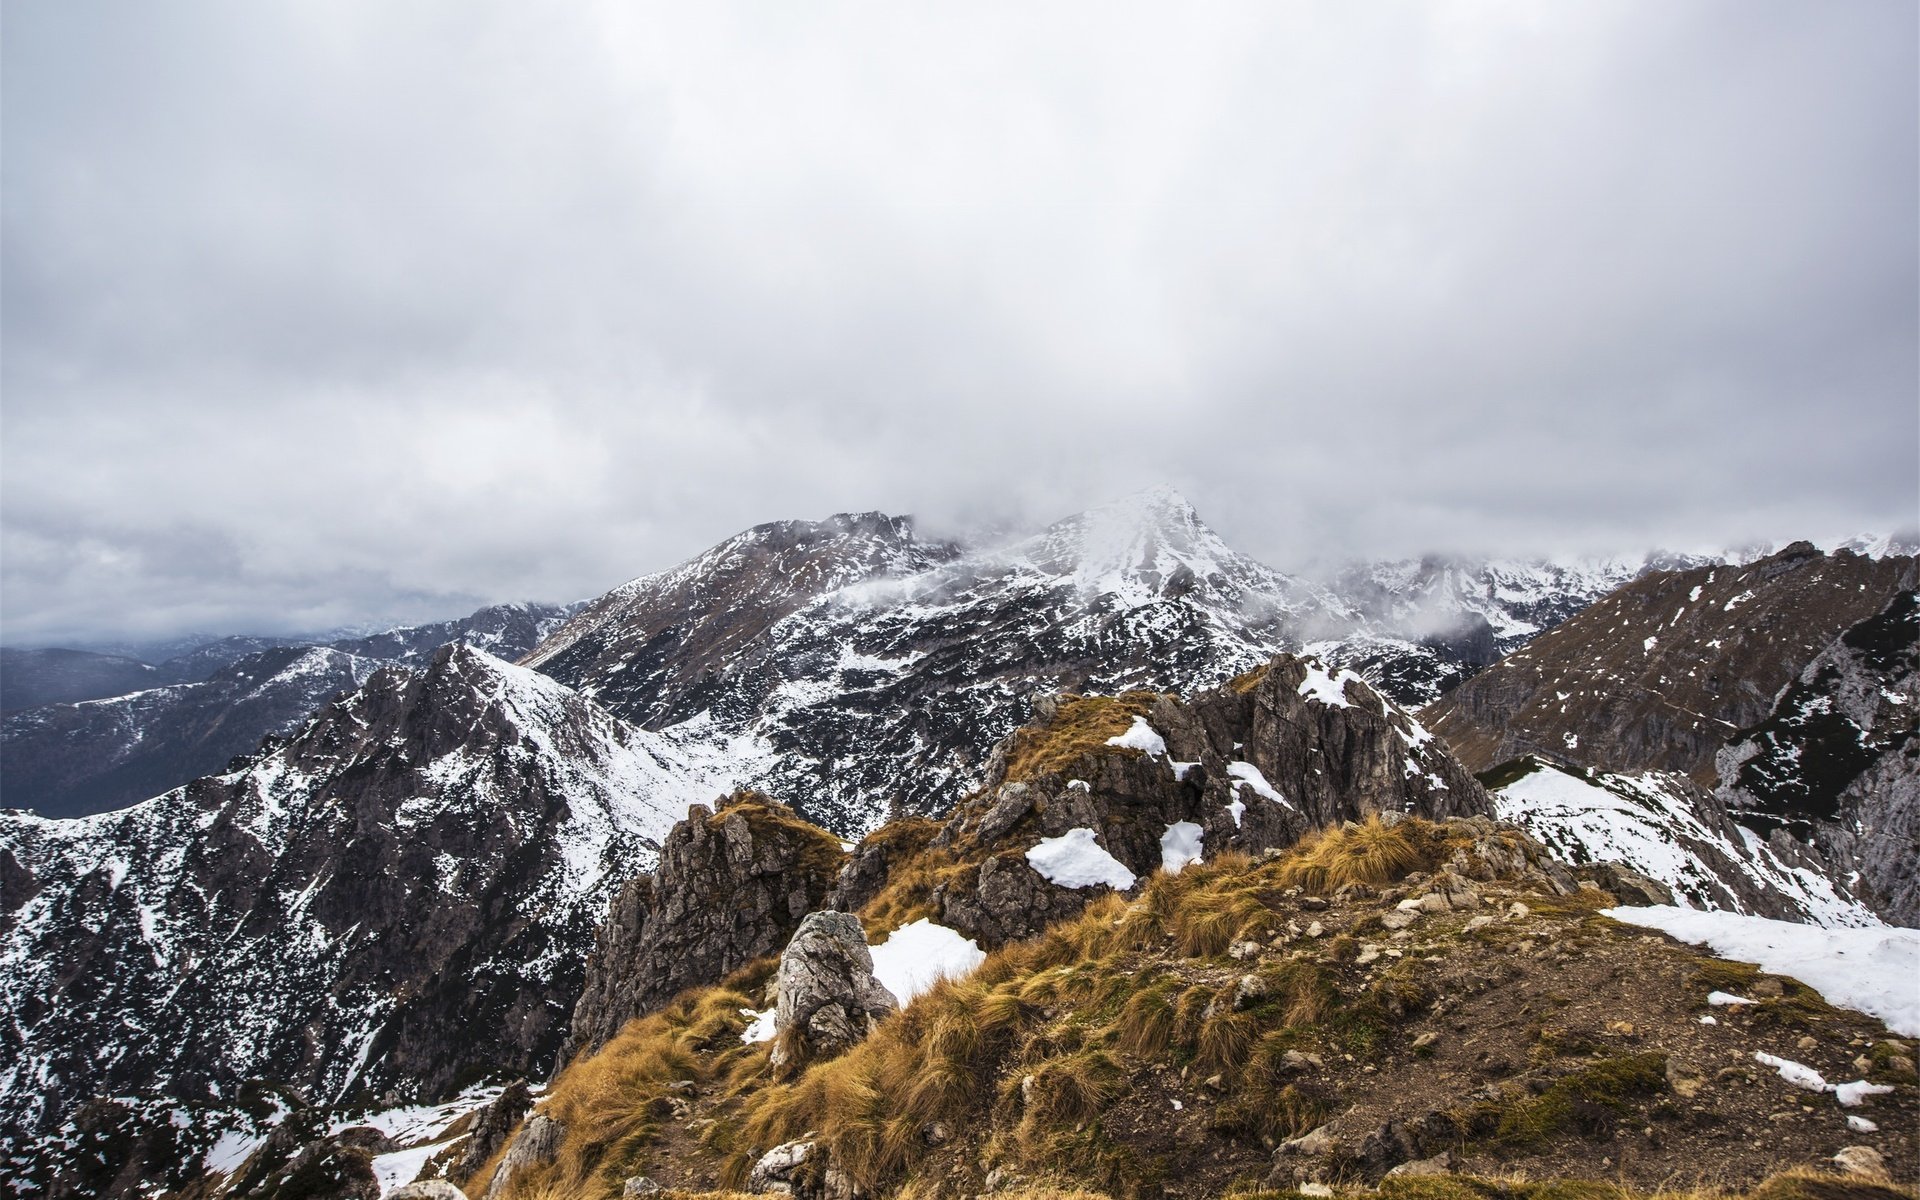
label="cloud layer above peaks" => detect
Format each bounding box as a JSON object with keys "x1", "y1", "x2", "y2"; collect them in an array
[{"x1": 4, "y1": 1, "x2": 1914, "y2": 642}]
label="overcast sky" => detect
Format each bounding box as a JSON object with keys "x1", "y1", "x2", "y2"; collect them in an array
[{"x1": 3, "y1": 1, "x2": 1915, "y2": 646}]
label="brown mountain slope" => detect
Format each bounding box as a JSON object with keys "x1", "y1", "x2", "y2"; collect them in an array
[
  {"x1": 451, "y1": 818, "x2": 1917, "y2": 1200},
  {"x1": 1421, "y1": 544, "x2": 1917, "y2": 781}
]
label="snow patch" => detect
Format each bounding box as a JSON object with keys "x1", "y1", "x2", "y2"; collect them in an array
[
  {"x1": 869, "y1": 918, "x2": 987, "y2": 1004},
  {"x1": 1105, "y1": 717, "x2": 1167, "y2": 757},
  {"x1": 1606, "y1": 906, "x2": 1918, "y2": 1036},
  {"x1": 1026, "y1": 828, "x2": 1137, "y2": 891},
  {"x1": 1159, "y1": 822, "x2": 1204, "y2": 874}
]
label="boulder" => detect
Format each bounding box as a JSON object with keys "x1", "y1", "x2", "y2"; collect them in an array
[{"x1": 770, "y1": 912, "x2": 897, "y2": 1070}]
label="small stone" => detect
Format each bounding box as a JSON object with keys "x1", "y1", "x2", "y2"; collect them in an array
[
  {"x1": 1854, "y1": 1054, "x2": 1875, "y2": 1073},
  {"x1": 1305, "y1": 921, "x2": 1326, "y2": 938},
  {"x1": 391, "y1": 1185, "x2": 466, "y2": 1200},
  {"x1": 1234, "y1": 974, "x2": 1269, "y2": 1008},
  {"x1": 1832, "y1": 1146, "x2": 1891, "y2": 1182},
  {"x1": 1463, "y1": 915, "x2": 1495, "y2": 932},
  {"x1": 1301, "y1": 897, "x2": 1329, "y2": 911},
  {"x1": 1380, "y1": 910, "x2": 1418, "y2": 931},
  {"x1": 1418, "y1": 892, "x2": 1450, "y2": 914},
  {"x1": 1507, "y1": 902, "x2": 1530, "y2": 920},
  {"x1": 1300, "y1": 1185, "x2": 1334, "y2": 1198},
  {"x1": 1795, "y1": 1035, "x2": 1819, "y2": 1053},
  {"x1": 1385, "y1": 1151, "x2": 1453, "y2": 1178},
  {"x1": 1229, "y1": 940, "x2": 1263, "y2": 960},
  {"x1": 1354, "y1": 945, "x2": 1382, "y2": 966},
  {"x1": 1204, "y1": 1073, "x2": 1226, "y2": 1091},
  {"x1": 1888, "y1": 1054, "x2": 1917, "y2": 1076},
  {"x1": 622, "y1": 1178, "x2": 663, "y2": 1198},
  {"x1": 1283, "y1": 1126, "x2": 1340, "y2": 1156},
  {"x1": 1396, "y1": 898, "x2": 1425, "y2": 912},
  {"x1": 1412, "y1": 1031, "x2": 1439, "y2": 1050}
]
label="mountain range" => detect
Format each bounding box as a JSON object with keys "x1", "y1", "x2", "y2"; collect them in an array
[{"x1": 1, "y1": 488, "x2": 1914, "y2": 1197}]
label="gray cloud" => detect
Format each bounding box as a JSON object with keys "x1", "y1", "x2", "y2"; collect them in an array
[{"x1": 4, "y1": 1, "x2": 1914, "y2": 645}]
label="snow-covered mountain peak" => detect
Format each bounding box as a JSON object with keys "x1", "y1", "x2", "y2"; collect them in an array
[{"x1": 1001, "y1": 486, "x2": 1287, "y2": 609}]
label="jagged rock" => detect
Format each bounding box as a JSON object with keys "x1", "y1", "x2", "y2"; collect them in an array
[
  {"x1": 563, "y1": 793, "x2": 845, "y2": 1064},
  {"x1": 390, "y1": 1183, "x2": 468, "y2": 1200},
  {"x1": 1280, "y1": 1126, "x2": 1340, "y2": 1156},
  {"x1": 485, "y1": 1114, "x2": 566, "y2": 1199},
  {"x1": 769, "y1": 911, "x2": 897, "y2": 1069},
  {"x1": 451, "y1": 1081, "x2": 533, "y2": 1184},
  {"x1": 824, "y1": 817, "x2": 940, "y2": 913},
  {"x1": 1579, "y1": 863, "x2": 1675, "y2": 907},
  {"x1": 927, "y1": 654, "x2": 1491, "y2": 944},
  {"x1": 749, "y1": 1137, "x2": 816, "y2": 1193},
  {"x1": 622, "y1": 1178, "x2": 663, "y2": 1197}
]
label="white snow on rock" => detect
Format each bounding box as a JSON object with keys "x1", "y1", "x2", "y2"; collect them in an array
[
  {"x1": 869, "y1": 919, "x2": 986, "y2": 1004},
  {"x1": 1607, "y1": 905, "x2": 1919, "y2": 1036},
  {"x1": 1297, "y1": 663, "x2": 1359, "y2": 709},
  {"x1": 1707, "y1": 991, "x2": 1755, "y2": 1006},
  {"x1": 1159, "y1": 822, "x2": 1204, "y2": 874},
  {"x1": 1026, "y1": 828, "x2": 1137, "y2": 891},
  {"x1": 1226, "y1": 761, "x2": 1291, "y2": 808},
  {"x1": 1105, "y1": 716, "x2": 1167, "y2": 757},
  {"x1": 1495, "y1": 761, "x2": 1878, "y2": 927}
]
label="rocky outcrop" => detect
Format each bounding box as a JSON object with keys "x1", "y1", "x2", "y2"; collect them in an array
[
  {"x1": 561, "y1": 794, "x2": 847, "y2": 1064},
  {"x1": 451, "y1": 1080, "x2": 535, "y2": 1185},
  {"x1": 769, "y1": 911, "x2": 897, "y2": 1071},
  {"x1": 484, "y1": 1113, "x2": 566, "y2": 1198},
  {"x1": 924, "y1": 654, "x2": 1491, "y2": 944},
  {"x1": 1715, "y1": 591, "x2": 1919, "y2": 925},
  {"x1": 1423, "y1": 544, "x2": 1917, "y2": 782}
]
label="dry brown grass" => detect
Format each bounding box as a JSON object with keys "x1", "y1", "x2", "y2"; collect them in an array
[
  {"x1": 1001, "y1": 692, "x2": 1167, "y2": 782},
  {"x1": 485, "y1": 959, "x2": 777, "y2": 1199},
  {"x1": 1272, "y1": 816, "x2": 1446, "y2": 893}
]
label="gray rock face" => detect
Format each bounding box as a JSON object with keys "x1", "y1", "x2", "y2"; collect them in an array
[
  {"x1": 769, "y1": 911, "x2": 897, "y2": 1070},
  {"x1": 1716, "y1": 590, "x2": 1920, "y2": 925},
  {"x1": 485, "y1": 1113, "x2": 565, "y2": 1199},
  {"x1": 928, "y1": 654, "x2": 1491, "y2": 944},
  {"x1": 451, "y1": 1081, "x2": 534, "y2": 1185},
  {"x1": 561, "y1": 794, "x2": 846, "y2": 1065}
]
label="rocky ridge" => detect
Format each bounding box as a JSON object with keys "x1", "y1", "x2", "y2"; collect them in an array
[
  {"x1": 0, "y1": 645, "x2": 726, "y2": 1195},
  {"x1": 2, "y1": 601, "x2": 579, "y2": 819},
  {"x1": 1422, "y1": 543, "x2": 1918, "y2": 782}
]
